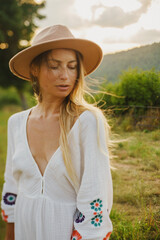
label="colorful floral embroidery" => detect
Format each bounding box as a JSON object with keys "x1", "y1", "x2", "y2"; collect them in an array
[
  {"x1": 1, "y1": 209, "x2": 8, "y2": 222},
  {"x1": 90, "y1": 199, "x2": 103, "y2": 213},
  {"x1": 75, "y1": 211, "x2": 85, "y2": 223},
  {"x1": 71, "y1": 230, "x2": 82, "y2": 240},
  {"x1": 91, "y1": 214, "x2": 103, "y2": 227},
  {"x1": 3, "y1": 192, "x2": 17, "y2": 205},
  {"x1": 90, "y1": 198, "x2": 103, "y2": 227},
  {"x1": 103, "y1": 232, "x2": 112, "y2": 240},
  {"x1": 93, "y1": 210, "x2": 103, "y2": 215}
]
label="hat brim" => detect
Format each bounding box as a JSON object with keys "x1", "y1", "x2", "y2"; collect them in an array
[{"x1": 9, "y1": 38, "x2": 103, "y2": 81}]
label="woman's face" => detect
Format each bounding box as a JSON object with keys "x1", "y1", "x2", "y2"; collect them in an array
[{"x1": 38, "y1": 49, "x2": 78, "y2": 101}]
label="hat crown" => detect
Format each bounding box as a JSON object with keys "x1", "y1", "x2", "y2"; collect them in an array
[{"x1": 32, "y1": 25, "x2": 75, "y2": 46}]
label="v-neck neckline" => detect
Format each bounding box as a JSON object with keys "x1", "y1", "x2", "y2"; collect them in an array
[{"x1": 24, "y1": 107, "x2": 87, "y2": 178}]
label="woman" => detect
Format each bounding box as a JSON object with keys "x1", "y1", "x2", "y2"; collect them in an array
[{"x1": 1, "y1": 25, "x2": 113, "y2": 240}]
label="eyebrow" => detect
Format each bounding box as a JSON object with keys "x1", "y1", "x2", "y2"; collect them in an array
[{"x1": 47, "y1": 58, "x2": 77, "y2": 63}]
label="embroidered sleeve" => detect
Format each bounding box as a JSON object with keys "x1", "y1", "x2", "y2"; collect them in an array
[
  {"x1": 1, "y1": 117, "x2": 18, "y2": 223},
  {"x1": 71, "y1": 112, "x2": 113, "y2": 240}
]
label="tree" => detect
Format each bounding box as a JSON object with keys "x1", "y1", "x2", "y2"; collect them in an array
[{"x1": 0, "y1": 0, "x2": 45, "y2": 108}]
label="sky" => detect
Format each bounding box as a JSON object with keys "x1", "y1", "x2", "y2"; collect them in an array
[{"x1": 35, "y1": 0, "x2": 160, "y2": 55}]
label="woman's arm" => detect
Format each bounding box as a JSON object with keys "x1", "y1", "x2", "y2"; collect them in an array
[
  {"x1": 71, "y1": 111, "x2": 113, "y2": 240},
  {"x1": 1, "y1": 116, "x2": 18, "y2": 238},
  {"x1": 5, "y1": 223, "x2": 14, "y2": 240}
]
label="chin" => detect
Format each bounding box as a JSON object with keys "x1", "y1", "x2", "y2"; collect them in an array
[{"x1": 55, "y1": 92, "x2": 70, "y2": 98}]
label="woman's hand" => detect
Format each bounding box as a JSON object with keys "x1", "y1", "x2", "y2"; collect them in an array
[{"x1": 5, "y1": 223, "x2": 14, "y2": 240}]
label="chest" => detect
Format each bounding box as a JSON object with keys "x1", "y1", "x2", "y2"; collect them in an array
[{"x1": 26, "y1": 117, "x2": 60, "y2": 175}]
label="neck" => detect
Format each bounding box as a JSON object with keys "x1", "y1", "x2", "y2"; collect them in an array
[{"x1": 35, "y1": 98, "x2": 64, "y2": 118}]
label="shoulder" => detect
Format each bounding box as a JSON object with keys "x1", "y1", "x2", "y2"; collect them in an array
[
  {"x1": 8, "y1": 108, "x2": 31, "y2": 126},
  {"x1": 79, "y1": 109, "x2": 104, "y2": 130},
  {"x1": 79, "y1": 110, "x2": 96, "y2": 125},
  {"x1": 79, "y1": 110, "x2": 96, "y2": 122}
]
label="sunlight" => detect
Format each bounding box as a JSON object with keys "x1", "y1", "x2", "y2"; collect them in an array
[
  {"x1": 34, "y1": 0, "x2": 43, "y2": 4},
  {"x1": 139, "y1": 0, "x2": 160, "y2": 30},
  {"x1": 80, "y1": 22, "x2": 141, "y2": 54},
  {"x1": 73, "y1": 0, "x2": 98, "y2": 20}
]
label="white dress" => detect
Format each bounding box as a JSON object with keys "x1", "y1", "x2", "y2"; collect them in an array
[{"x1": 1, "y1": 108, "x2": 113, "y2": 240}]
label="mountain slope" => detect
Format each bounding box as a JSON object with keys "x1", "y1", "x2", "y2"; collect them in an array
[{"x1": 91, "y1": 42, "x2": 160, "y2": 83}]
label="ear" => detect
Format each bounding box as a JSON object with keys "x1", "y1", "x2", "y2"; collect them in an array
[{"x1": 30, "y1": 64, "x2": 39, "y2": 77}]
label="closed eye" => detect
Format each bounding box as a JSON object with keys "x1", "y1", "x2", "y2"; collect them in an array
[
  {"x1": 68, "y1": 65, "x2": 77, "y2": 70},
  {"x1": 50, "y1": 66, "x2": 58, "y2": 69}
]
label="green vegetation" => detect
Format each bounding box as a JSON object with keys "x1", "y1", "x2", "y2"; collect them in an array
[
  {"x1": 0, "y1": 0, "x2": 45, "y2": 109},
  {"x1": 0, "y1": 86, "x2": 36, "y2": 110},
  {"x1": 0, "y1": 106, "x2": 159, "y2": 239},
  {"x1": 0, "y1": 107, "x2": 18, "y2": 239},
  {"x1": 91, "y1": 42, "x2": 160, "y2": 83},
  {"x1": 98, "y1": 68, "x2": 160, "y2": 111},
  {"x1": 89, "y1": 69, "x2": 160, "y2": 131},
  {"x1": 115, "y1": 69, "x2": 160, "y2": 108},
  {"x1": 0, "y1": 87, "x2": 21, "y2": 108}
]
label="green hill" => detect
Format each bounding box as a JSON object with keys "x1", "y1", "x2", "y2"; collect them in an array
[{"x1": 91, "y1": 42, "x2": 160, "y2": 83}]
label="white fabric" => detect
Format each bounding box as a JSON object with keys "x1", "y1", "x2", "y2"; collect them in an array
[{"x1": 1, "y1": 109, "x2": 113, "y2": 240}]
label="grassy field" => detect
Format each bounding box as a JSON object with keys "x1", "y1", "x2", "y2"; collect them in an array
[
  {"x1": 0, "y1": 106, "x2": 160, "y2": 239},
  {"x1": 110, "y1": 125, "x2": 160, "y2": 239}
]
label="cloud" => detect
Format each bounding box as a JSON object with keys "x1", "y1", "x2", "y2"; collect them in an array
[
  {"x1": 93, "y1": 0, "x2": 152, "y2": 28},
  {"x1": 131, "y1": 28, "x2": 160, "y2": 44},
  {"x1": 38, "y1": 0, "x2": 153, "y2": 31},
  {"x1": 103, "y1": 27, "x2": 160, "y2": 46},
  {"x1": 94, "y1": 6, "x2": 140, "y2": 28}
]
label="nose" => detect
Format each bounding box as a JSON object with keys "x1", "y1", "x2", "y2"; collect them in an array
[{"x1": 59, "y1": 67, "x2": 68, "y2": 80}]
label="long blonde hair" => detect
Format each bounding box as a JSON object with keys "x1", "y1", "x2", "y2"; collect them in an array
[{"x1": 30, "y1": 50, "x2": 112, "y2": 191}]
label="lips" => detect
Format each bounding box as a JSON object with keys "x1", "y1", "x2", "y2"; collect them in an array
[{"x1": 56, "y1": 85, "x2": 70, "y2": 91}]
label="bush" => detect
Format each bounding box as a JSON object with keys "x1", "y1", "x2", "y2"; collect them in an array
[
  {"x1": 94, "y1": 69, "x2": 160, "y2": 114},
  {"x1": 0, "y1": 87, "x2": 21, "y2": 109},
  {"x1": 89, "y1": 69, "x2": 160, "y2": 130},
  {"x1": 112, "y1": 68, "x2": 160, "y2": 114}
]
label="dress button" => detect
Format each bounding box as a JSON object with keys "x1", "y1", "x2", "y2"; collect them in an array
[{"x1": 41, "y1": 179, "x2": 44, "y2": 194}]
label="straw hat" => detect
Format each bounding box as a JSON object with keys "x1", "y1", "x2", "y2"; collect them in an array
[{"x1": 9, "y1": 25, "x2": 103, "y2": 81}]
